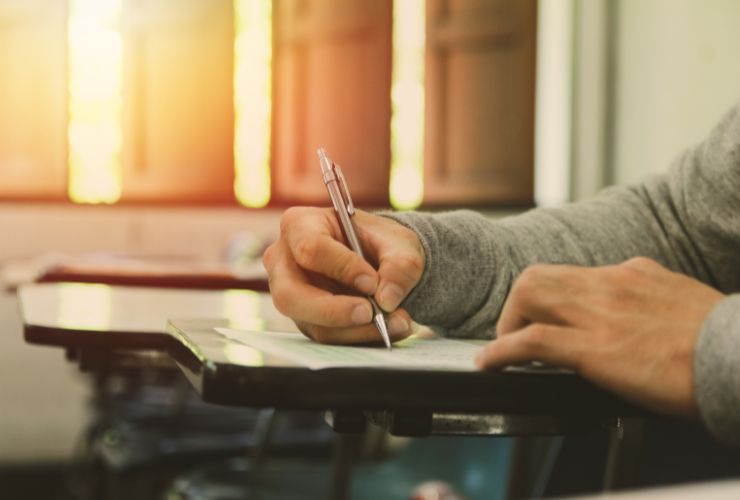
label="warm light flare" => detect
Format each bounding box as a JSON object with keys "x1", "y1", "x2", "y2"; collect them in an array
[
  {"x1": 390, "y1": 0, "x2": 426, "y2": 210},
  {"x1": 234, "y1": 0, "x2": 273, "y2": 208},
  {"x1": 67, "y1": 0, "x2": 123, "y2": 204},
  {"x1": 223, "y1": 289, "x2": 265, "y2": 331}
]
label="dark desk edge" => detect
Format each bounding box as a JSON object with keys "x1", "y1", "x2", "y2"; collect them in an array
[{"x1": 166, "y1": 319, "x2": 647, "y2": 418}]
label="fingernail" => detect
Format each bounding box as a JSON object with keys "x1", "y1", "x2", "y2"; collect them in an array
[
  {"x1": 354, "y1": 274, "x2": 377, "y2": 295},
  {"x1": 351, "y1": 304, "x2": 372, "y2": 325},
  {"x1": 388, "y1": 316, "x2": 409, "y2": 335},
  {"x1": 378, "y1": 283, "x2": 403, "y2": 311}
]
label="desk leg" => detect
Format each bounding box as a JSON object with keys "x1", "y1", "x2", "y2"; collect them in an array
[
  {"x1": 603, "y1": 418, "x2": 645, "y2": 491},
  {"x1": 250, "y1": 408, "x2": 278, "y2": 469},
  {"x1": 330, "y1": 433, "x2": 362, "y2": 500}
]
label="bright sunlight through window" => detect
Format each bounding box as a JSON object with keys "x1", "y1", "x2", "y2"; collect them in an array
[
  {"x1": 233, "y1": 0, "x2": 273, "y2": 208},
  {"x1": 68, "y1": 0, "x2": 123, "y2": 204},
  {"x1": 389, "y1": 0, "x2": 425, "y2": 210}
]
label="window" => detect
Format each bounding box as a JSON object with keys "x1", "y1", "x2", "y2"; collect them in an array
[
  {"x1": 0, "y1": 0, "x2": 68, "y2": 200},
  {"x1": 0, "y1": 0, "x2": 536, "y2": 208}
]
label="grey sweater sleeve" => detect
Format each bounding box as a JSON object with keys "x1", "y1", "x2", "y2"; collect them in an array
[{"x1": 384, "y1": 103, "x2": 740, "y2": 442}]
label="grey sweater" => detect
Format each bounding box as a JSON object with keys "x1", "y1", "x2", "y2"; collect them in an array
[{"x1": 387, "y1": 104, "x2": 740, "y2": 445}]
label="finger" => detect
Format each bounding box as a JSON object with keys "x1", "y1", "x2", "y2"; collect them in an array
[
  {"x1": 497, "y1": 264, "x2": 591, "y2": 336},
  {"x1": 497, "y1": 265, "x2": 556, "y2": 335},
  {"x1": 375, "y1": 253, "x2": 424, "y2": 312},
  {"x1": 286, "y1": 229, "x2": 379, "y2": 296},
  {"x1": 268, "y1": 242, "x2": 375, "y2": 327},
  {"x1": 338, "y1": 210, "x2": 425, "y2": 312},
  {"x1": 295, "y1": 309, "x2": 414, "y2": 345},
  {"x1": 475, "y1": 323, "x2": 588, "y2": 371}
]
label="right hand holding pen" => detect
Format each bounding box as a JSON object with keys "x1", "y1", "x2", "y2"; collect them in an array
[{"x1": 262, "y1": 207, "x2": 424, "y2": 344}]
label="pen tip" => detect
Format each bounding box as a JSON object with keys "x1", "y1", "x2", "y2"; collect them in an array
[{"x1": 374, "y1": 314, "x2": 392, "y2": 350}]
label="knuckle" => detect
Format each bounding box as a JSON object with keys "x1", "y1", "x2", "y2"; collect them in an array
[
  {"x1": 624, "y1": 256, "x2": 658, "y2": 270},
  {"x1": 397, "y1": 251, "x2": 424, "y2": 280},
  {"x1": 381, "y1": 254, "x2": 423, "y2": 291},
  {"x1": 295, "y1": 322, "x2": 315, "y2": 341},
  {"x1": 280, "y1": 206, "x2": 312, "y2": 234},
  {"x1": 606, "y1": 263, "x2": 637, "y2": 282},
  {"x1": 261, "y1": 243, "x2": 276, "y2": 269},
  {"x1": 519, "y1": 264, "x2": 546, "y2": 285},
  {"x1": 310, "y1": 326, "x2": 330, "y2": 344},
  {"x1": 511, "y1": 267, "x2": 543, "y2": 302},
  {"x1": 520, "y1": 324, "x2": 548, "y2": 351},
  {"x1": 607, "y1": 258, "x2": 653, "y2": 285},
  {"x1": 335, "y1": 253, "x2": 357, "y2": 282},
  {"x1": 319, "y1": 303, "x2": 344, "y2": 326},
  {"x1": 279, "y1": 207, "x2": 300, "y2": 231},
  {"x1": 293, "y1": 237, "x2": 320, "y2": 267},
  {"x1": 270, "y1": 289, "x2": 291, "y2": 314}
]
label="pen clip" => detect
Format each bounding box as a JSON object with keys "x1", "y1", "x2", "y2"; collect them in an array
[{"x1": 333, "y1": 164, "x2": 355, "y2": 216}]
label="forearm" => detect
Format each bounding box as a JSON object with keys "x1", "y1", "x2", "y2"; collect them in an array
[
  {"x1": 386, "y1": 104, "x2": 740, "y2": 337},
  {"x1": 387, "y1": 180, "x2": 726, "y2": 338},
  {"x1": 695, "y1": 295, "x2": 740, "y2": 445}
]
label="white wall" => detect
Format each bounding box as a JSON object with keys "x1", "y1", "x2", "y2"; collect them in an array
[
  {"x1": 611, "y1": 0, "x2": 740, "y2": 185},
  {"x1": 535, "y1": 0, "x2": 574, "y2": 206}
]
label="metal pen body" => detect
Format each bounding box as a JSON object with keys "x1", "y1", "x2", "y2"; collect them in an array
[
  {"x1": 325, "y1": 180, "x2": 364, "y2": 257},
  {"x1": 317, "y1": 148, "x2": 392, "y2": 349}
]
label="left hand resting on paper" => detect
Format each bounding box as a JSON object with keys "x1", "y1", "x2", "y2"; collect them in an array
[{"x1": 475, "y1": 257, "x2": 724, "y2": 417}]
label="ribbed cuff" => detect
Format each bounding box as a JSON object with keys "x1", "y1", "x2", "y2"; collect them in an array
[
  {"x1": 377, "y1": 210, "x2": 499, "y2": 337},
  {"x1": 695, "y1": 294, "x2": 740, "y2": 446}
]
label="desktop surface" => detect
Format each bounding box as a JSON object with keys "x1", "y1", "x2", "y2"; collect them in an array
[
  {"x1": 167, "y1": 318, "x2": 643, "y2": 418},
  {"x1": 19, "y1": 283, "x2": 294, "y2": 350}
]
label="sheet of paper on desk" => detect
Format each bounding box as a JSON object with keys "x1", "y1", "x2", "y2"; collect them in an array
[{"x1": 215, "y1": 327, "x2": 488, "y2": 371}]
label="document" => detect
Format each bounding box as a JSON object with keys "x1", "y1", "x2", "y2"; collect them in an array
[{"x1": 215, "y1": 327, "x2": 489, "y2": 371}]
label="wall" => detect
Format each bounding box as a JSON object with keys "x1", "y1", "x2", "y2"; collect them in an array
[{"x1": 610, "y1": 0, "x2": 740, "y2": 185}]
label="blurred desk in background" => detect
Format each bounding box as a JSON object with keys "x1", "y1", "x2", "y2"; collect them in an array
[
  {"x1": 3, "y1": 252, "x2": 269, "y2": 293},
  {"x1": 18, "y1": 283, "x2": 650, "y2": 499},
  {"x1": 17, "y1": 283, "x2": 332, "y2": 500}
]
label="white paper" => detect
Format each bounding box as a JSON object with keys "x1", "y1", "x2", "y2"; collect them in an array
[{"x1": 215, "y1": 327, "x2": 488, "y2": 371}]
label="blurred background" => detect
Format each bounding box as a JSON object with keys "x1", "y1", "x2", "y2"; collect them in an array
[{"x1": 1, "y1": 0, "x2": 740, "y2": 497}]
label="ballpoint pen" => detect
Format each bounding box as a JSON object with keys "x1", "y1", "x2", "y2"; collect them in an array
[{"x1": 317, "y1": 147, "x2": 392, "y2": 350}]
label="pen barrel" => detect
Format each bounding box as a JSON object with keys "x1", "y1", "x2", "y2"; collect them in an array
[{"x1": 327, "y1": 180, "x2": 365, "y2": 258}]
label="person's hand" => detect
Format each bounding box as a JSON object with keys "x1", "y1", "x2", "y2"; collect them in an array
[
  {"x1": 475, "y1": 257, "x2": 725, "y2": 417},
  {"x1": 262, "y1": 207, "x2": 424, "y2": 344}
]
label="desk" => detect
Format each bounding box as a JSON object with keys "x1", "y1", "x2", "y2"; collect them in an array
[
  {"x1": 20, "y1": 282, "x2": 640, "y2": 426},
  {"x1": 18, "y1": 283, "x2": 332, "y2": 499},
  {"x1": 19, "y1": 282, "x2": 293, "y2": 373},
  {"x1": 166, "y1": 318, "x2": 643, "y2": 436},
  {"x1": 19, "y1": 283, "x2": 648, "y2": 497},
  {"x1": 166, "y1": 318, "x2": 649, "y2": 496},
  {"x1": 20, "y1": 282, "x2": 295, "y2": 351}
]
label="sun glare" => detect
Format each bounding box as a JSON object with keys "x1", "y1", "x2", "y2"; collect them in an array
[
  {"x1": 234, "y1": 0, "x2": 273, "y2": 208},
  {"x1": 223, "y1": 289, "x2": 266, "y2": 331},
  {"x1": 65, "y1": 2, "x2": 418, "y2": 207},
  {"x1": 68, "y1": 0, "x2": 123, "y2": 204},
  {"x1": 390, "y1": 0, "x2": 426, "y2": 210}
]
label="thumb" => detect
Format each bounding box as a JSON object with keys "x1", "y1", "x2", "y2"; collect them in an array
[
  {"x1": 352, "y1": 211, "x2": 425, "y2": 312},
  {"x1": 375, "y1": 253, "x2": 424, "y2": 312}
]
